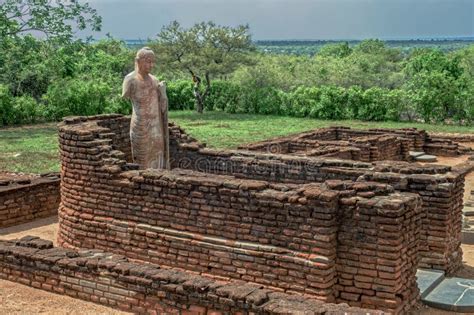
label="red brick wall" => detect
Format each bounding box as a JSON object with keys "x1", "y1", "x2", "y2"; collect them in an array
[
  {"x1": 57, "y1": 115, "x2": 428, "y2": 313},
  {"x1": 330, "y1": 181, "x2": 422, "y2": 313},
  {"x1": 174, "y1": 133, "x2": 466, "y2": 274},
  {"x1": 0, "y1": 174, "x2": 60, "y2": 228},
  {"x1": 58, "y1": 115, "x2": 467, "y2": 277},
  {"x1": 0, "y1": 237, "x2": 382, "y2": 315},
  {"x1": 58, "y1": 169, "x2": 341, "y2": 300}
]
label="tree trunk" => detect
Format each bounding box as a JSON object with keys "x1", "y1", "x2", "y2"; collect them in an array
[
  {"x1": 193, "y1": 81, "x2": 204, "y2": 113},
  {"x1": 191, "y1": 72, "x2": 211, "y2": 114}
]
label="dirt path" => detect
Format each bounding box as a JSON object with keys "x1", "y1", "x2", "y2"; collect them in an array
[
  {"x1": 0, "y1": 280, "x2": 128, "y2": 315},
  {"x1": 0, "y1": 216, "x2": 59, "y2": 245}
]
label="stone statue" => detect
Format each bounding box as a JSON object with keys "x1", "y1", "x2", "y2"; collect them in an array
[{"x1": 122, "y1": 47, "x2": 170, "y2": 169}]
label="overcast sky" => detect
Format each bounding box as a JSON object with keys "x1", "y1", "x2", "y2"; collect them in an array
[{"x1": 83, "y1": 0, "x2": 474, "y2": 40}]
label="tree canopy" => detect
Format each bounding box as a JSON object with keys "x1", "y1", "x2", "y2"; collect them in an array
[
  {"x1": 0, "y1": 0, "x2": 102, "y2": 41},
  {"x1": 152, "y1": 21, "x2": 255, "y2": 113}
]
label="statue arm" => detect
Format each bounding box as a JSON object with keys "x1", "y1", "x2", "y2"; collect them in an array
[
  {"x1": 122, "y1": 75, "x2": 133, "y2": 100},
  {"x1": 158, "y1": 81, "x2": 168, "y2": 114}
]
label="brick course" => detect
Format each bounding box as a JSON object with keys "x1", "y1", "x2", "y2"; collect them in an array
[
  {"x1": 239, "y1": 126, "x2": 470, "y2": 160},
  {"x1": 0, "y1": 173, "x2": 60, "y2": 228},
  {"x1": 0, "y1": 236, "x2": 382, "y2": 314}
]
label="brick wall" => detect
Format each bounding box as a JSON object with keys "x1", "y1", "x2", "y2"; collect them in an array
[
  {"x1": 58, "y1": 115, "x2": 469, "y2": 277},
  {"x1": 0, "y1": 173, "x2": 60, "y2": 228},
  {"x1": 0, "y1": 236, "x2": 381, "y2": 315},
  {"x1": 56, "y1": 115, "x2": 430, "y2": 313},
  {"x1": 58, "y1": 168, "x2": 341, "y2": 300},
  {"x1": 172, "y1": 128, "x2": 468, "y2": 274},
  {"x1": 329, "y1": 181, "x2": 422, "y2": 313},
  {"x1": 241, "y1": 126, "x2": 469, "y2": 159}
]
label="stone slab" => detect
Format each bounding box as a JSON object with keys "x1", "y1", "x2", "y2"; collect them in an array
[
  {"x1": 462, "y1": 230, "x2": 474, "y2": 245},
  {"x1": 423, "y1": 277, "x2": 474, "y2": 312},
  {"x1": 463, "y1": 205, "x2": 474, "y2": 216},
  {"x1": 416, "y1": 154, "x2": 438, "y2": 162},
  {"x1": 409, "y1": 151, "x2": 426, "y2": 158},
  {"x1": 417, "y1": 269, "x2": 445, "y2": 299}
]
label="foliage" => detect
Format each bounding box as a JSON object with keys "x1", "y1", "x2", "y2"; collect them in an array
[
  {"x1": 0, "y1": 20, "x2": 473, "y2": 126},
  {"x1": 151, "y1": 21, "x2": 255, "y2": 112},
  {"x1": 0, "y1": 84, "x2": 15, "y2": 125},
  {"x1": 404, "y1": 49, "x2": 468, "y2": 122},
  {"x1": 42, "y1": 78, "x2": 113, "y2": 120},
  {"x1": 0, "y1": 0, "x2": 101, "y2": 41},
  {"x1": 318, "y1": 42, "x2": 352, "y2": 58}
]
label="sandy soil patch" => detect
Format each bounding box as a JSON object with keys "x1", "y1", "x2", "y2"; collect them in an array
[{"x1": 0, "y1": 280, "x2": 128, "y2": 315}]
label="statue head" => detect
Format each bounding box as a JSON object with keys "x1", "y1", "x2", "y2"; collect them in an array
[{"x1": 135, "y1": 47, "x2": 155, "y2": 75}]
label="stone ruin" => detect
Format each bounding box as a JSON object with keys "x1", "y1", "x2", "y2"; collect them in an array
[
  {"x1": 1, "y1": 114, "x2": 473, "y2": 314},
  {"x1": 0, "y1": 173, "x2": 60, "y2": 228},
  {"x1": 238, "y1": 126, "x2": 471, "y2": 161}
]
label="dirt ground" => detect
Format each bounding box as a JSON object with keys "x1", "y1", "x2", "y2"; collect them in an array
[
  {"x1": 0, "y1": 149, "x2": 473, "y2": 314},
  {"x1": 0, "y1": 280, "x2": 128, "y2": 315},
  {"x1": 430, "y1": 154, "x2": 474, "y2": 204}
]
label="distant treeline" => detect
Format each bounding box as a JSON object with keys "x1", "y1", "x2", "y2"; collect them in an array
[
  {"x1": 255, "y1": 38, "x2": 474, "y2": 55},
  {"x1": 123, "y1": 38, "x2": 474, "y2": 54}
]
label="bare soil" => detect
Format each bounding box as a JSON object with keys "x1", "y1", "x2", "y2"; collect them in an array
[
  {"x1": 0, "y1": 171, "x2": 39, "y2": 181},
  {"x1": 0, "y1": 280, "x2": 128, "y2": 315},
  {"x1": 430, "y1": 154, "x2": 474, "y2": 204}
]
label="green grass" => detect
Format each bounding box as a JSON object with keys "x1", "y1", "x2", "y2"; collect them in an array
[
  {"x1": 0, "y1": 123, "x2": 59, "y2": 173},
  {"x1": 1, "y1": 111, "x2": 473, "y2": 173},
  {"x1": 170, "y1": 111, "x2": 474, "y2": 148}
]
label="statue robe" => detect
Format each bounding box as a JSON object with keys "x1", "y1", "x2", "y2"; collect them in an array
[{"x1": 122, "y1": 72, "x2": 169, "y2": 169}]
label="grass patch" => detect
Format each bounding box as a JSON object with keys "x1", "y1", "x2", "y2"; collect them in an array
[
  {"x1": 0, "y1": 123, "x2": 59, "y2": 173},
  {"x1": 1, "y1": 111, "x2": 473, "y2": 173},
  {"x1": 169, "y1": 111, "x2": 474, "y2": 149}
]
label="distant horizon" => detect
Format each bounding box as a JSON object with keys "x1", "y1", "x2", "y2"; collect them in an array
[{"x1": 116, "y1": 36, "x2": 474, "y2": 43}]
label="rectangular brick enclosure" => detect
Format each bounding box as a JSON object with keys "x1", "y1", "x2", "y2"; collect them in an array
[
  {"x1": 55, "y1": 114, "x2": 473, "y2": 314},
  {"x1": 238, "y1": 126, "x2": 468, "y2": 160},
  {"x1": 0, "y1": 173, "x2": 60, "y2": 228}
]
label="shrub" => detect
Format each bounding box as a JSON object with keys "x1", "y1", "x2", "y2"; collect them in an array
[
  {"x1": 0, "y1": 84, "x2": 14, "y2": 125},
  {"x1": 312, "y1": 86, "x2": 349, "y2": 119},
  {"x1": 205, "y1": 80, "x2": 241, "y2": 112},
  {"x1": 12, "y1": 96, "x2": 43, "y2": 124},
  {"x1": 43, "y1": 78, "x2": 112, "y2": 121},
  {"x1": 167, "y1": 80, "x2": 195, "y2": 110}
]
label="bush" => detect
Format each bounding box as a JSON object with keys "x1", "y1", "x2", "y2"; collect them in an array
[
  {"x1": 0, "y1": 84, "x2": 15, "y2": 125},
  {"x1": 237, "y1": 86, "x2": 283, "y2": 115},
  {"x1": 286, "y1": 87, "x2": 321, "y2": 117},
  {"x1": 12, "y1": 96, "x2": 43, "y2": 124},
  {"x1": 311, "y1": 86, "x2": 349, "y2": 119},
  {"x1": 43, "y1": 78, "x2": 112, "y2": 120},
  {"x1": 164, "y1": 80, "x2": 411, "y2": 122},
  {"x1": 167, "y1": 80, "x2": 195, "y2": 110},
  {"x1": 205, "y1": 80, "x2": 241, "y2": 112}
]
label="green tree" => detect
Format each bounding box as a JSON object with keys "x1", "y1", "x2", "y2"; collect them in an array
[
  {"x1": 318, "y1": 42, "x2": 352, "y2": 58},
  {"x1": 0, "y1": 0, "x2": 101, "y2": 41},
  {"x1": 152, "y1": 21, "x2": 255, "y2": 113},
  {"x1": 404, "y1": 49, "x2": 466, "y2": 122}
]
